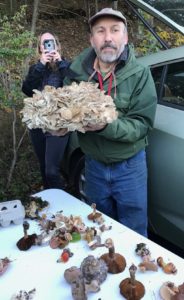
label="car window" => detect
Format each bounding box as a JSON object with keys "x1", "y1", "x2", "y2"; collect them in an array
[
  {"x1": 151, "y1": 61, "x2": 184, "y2": 108},
  {"x1": 142, "y1": 0, "x2": 184, "y2": 27}
]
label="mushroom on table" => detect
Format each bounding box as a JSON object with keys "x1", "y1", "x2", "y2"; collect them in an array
[
  {"x1": 100, "y1": 238, "x2": 126, "y2": 274},
  {"x1": 119, "y1": 264, "x2": 145, "y2": 300}
]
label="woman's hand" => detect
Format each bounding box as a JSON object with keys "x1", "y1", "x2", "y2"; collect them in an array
[
  {"x1": 40, "y1": 50, "x2": 54, "y2": 65},
  {"x1": 52, "y1": 51, "x2": 62, "y2": 62},
  {"x1": 40, "y1": 50, "x2": 61, "y2": 65}
]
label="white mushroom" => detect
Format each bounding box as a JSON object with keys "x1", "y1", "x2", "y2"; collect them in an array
[{"x1": 21, "y1": 81, "x2": 118, "y2": 132}]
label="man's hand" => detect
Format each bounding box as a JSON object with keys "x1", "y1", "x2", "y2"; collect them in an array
[
  {"x1": 83, "y1": 123, "x2": 106, "y2": 132},
  {"x1": 49, "y1": 128, "x2": 68, "y2": 136}
]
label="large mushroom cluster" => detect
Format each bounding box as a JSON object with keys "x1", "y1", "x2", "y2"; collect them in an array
[{"x1": 21, "y1": 81, "x2": 118, "y2": 133}]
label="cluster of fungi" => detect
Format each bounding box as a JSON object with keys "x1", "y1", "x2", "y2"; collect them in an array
[{"x1": 21, "y1": 81, "x2": 118, "y2": 133}]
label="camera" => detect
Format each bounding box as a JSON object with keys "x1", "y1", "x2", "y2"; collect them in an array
[{"x1": 43, "y1": 39, "x2": 55, "y2": 52}]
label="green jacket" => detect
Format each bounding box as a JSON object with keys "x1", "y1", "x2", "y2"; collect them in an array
[{"x1": 64, "y1": 45, "x2": 157, "y2": 164}]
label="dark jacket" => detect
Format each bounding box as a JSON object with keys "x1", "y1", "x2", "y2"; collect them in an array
[
  {"x1": 65, "y1": 45, "x2": 157, "y2": 164},
  {"x1": 22, "y1": 59, "x2": 70, "y2": 97}
]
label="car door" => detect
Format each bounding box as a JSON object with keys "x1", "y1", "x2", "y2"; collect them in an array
[{"x1": 146, "y1": 58, "x2": 184, "y2": 250}]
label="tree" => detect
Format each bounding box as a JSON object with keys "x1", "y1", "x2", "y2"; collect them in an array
[{"x1": 0, "y1": 5, "x2": 35, "y2": 191}]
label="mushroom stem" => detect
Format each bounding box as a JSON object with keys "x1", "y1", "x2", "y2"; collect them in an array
[
  {"x1": 91, "y1": 203, "x2": 96, "y2": 216},
  {"x1": 157, "y1": 257, "x2": 177, "y2": 274},
  {"x1": 23, "y1": 221, "x2": 29, "y2": 239},
  {"x1": 109, "y1": 245, "x2": 115, "y2": 259},
  {"x1": 129, "y1": 264, "x2": 137, "y2": 286}
]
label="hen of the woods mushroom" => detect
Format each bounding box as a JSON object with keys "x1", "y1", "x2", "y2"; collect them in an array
[{"x1": 21, "y1": 81, "x2": 118, "y2": 133}]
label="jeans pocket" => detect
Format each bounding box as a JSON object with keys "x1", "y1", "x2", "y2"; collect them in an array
[{"x1": 125, "y1": 150, "x2": 146, "y2": 168}]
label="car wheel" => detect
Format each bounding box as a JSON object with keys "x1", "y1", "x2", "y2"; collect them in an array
[{"x1": 73, "y1": 155, "x2": 86, "y2": 202}]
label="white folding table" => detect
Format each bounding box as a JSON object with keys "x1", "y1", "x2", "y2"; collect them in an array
[{"x1": 0, "y1": 189, "x2": 183, "y2": 299}]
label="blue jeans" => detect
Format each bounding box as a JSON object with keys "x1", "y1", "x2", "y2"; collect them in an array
[{"x1": 85, "y1": 150, "x2": 148, "y2": 237}]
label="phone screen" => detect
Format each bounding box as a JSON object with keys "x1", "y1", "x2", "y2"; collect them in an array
[{"x1": 43, "y1": 39, "x2": 55, "y2": 52}]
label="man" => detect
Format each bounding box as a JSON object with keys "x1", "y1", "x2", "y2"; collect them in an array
[{"x1": 64, "y1": 8, "x2": 157, "y2": 236}]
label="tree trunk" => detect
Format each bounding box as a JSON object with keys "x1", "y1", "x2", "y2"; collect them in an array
[
  {"x1": 23, "y1": 0, "x2": 40, "y2": 76},
  {"x1": 113, "y1": 1, "x2": 118, "y2": 10},
  {"x1": 31, "y1": 0, "x2": 40, "y2": 34},
  {"x1": 95, "y1": 0, "x2": 98, "y2": 13},
  {"x1": 85, "y1": 0, "x2": 90, "y2": 19}
]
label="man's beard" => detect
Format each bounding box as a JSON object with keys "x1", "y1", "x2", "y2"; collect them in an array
[{"x1": 94, "y1": 42, "x2": 126, "y2": 63}]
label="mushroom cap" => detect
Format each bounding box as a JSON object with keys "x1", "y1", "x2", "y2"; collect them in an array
[
  {"x1": 80, "y1": 255, "x2": 108, "y2": 284},
  {"x1": 172, "y1": 282, "x2": 184, "y2": 300},
  {"x1": 16, "y1": 234, "x2": 37, "y2": 251},
  {"x1": 159, "y1": 281, "x2": 179, "y2": 300},
  {"x1": 0, "y1": 258, "x2": 11, "y2": 276},
  {"x1": 64, "y1": 266, "x2": 81, "y2": 284},
  {"x1": 87, "y1": 212, "x2": 102, "y2": 221},
  {"x1": 119, "y1": 277, "x2": 145, "y2": 300},
  {"x1": 100, "y1": 252, "x2": 126, "y2": 274}
]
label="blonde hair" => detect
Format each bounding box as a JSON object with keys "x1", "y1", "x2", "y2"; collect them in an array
[{"x1": 36, "y1": 31, "x2": 61, "y2": 57}]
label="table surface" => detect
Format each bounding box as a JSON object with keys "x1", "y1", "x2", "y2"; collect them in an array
[{"x1": 0, "y1": 189, "x2": 183, "y2": 300}]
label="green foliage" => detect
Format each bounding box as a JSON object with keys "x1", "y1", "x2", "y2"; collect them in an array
[
  {"x1": 0, "y1": 5, "x2": 36, "y2": 109},
  {"x1": 157, "y1": 27, "x2": 184, "y2": 47},
  {"x1": 0, "y1": 6, "x2": 38, "y2": 202},
  {"x1": 133, "y1": 10, "x2": 162, "y2": 56},
  {"x1": 133, "y1": 9, "x2": 184, "y2": 57}
]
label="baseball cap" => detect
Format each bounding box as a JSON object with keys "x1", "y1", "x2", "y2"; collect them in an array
[{"x1": 89, "y1": 8, "x2": 127, "y2": 27}]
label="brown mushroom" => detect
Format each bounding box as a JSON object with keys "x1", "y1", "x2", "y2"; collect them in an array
[
  {"x1": 172, "y1": 282, "x2": 184, "y2": 300},
  {"x1": 64, "y1": 266, "x2": 81, "y2": 284},
  {"x1": 16, "y1": 221, "x2": 37, "y2": 251},
  {"x1": 100, "y1": 238, "x2": 126, "y2": 274},
  {"x1": 159, "y1": 281, "x2": 179, "y2": 300},
  {"x1": 135, "y1": 243, "x2": 158, "y2": 272},
  {"x1": 119, "y1": 264, "x2": 145, "y2": 300},
  {"x1": 49, "y1": 229, "x2": 72, "y2": 249},
  {"x1": 87, "y1": 203, "x2": 102, "y2": 222},
  {"x1": 0, "y1": 257, "x2": 11, "y2": 276},
  {"x1": 157, "y1": 257, "x2": 177, "y2": 274}
]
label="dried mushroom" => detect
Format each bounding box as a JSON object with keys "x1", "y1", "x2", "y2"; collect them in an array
[
  {"x1": 21, "y1": 81, "x2": 118, "y2": 133},
  {"x1": 25, "y1": 196, "x2": 49, "y2": 219},
  {"x1": 159, "y1": 282, "x2": 179, "y2": 300},
  {"x1": 160, "y1": 282, "x2": 184, "y2": 300},
  {"x1": 100, "y1": 238, "x2": 126, "y2": 274},
  {"x1": 80, "y1": 255, "x2": 108, "y2": 285},
  {"x1": 0, "y1": 257, "x2": 12, "y2": 276},
  {"x1": 135, "y1": 243, "x2": 158, "y2": 272},
  {"x1": 16, "y1": 221, "x2": 37, "y2": 251},
  {"x1": 10, "y1": 288, "x2": 36, "y2": 300},
  {"x1": 64, "y1": 255, "x2": 108, "y2": 300},
  {"x1": 87, "y1": 203, "x2": 103, "y2": 223},
  {"x1": 64, "y1": 266, "x2": 82, "y2": 284},
  {"x1": 119, "y1": 264, "x2": 145, "y2": 300},
  {"x1": 173, "y1": 283, "x2": 184, "y2": 300},
  {"x1": 157, "y1": 257, "x2": 177, "y2": 274}
]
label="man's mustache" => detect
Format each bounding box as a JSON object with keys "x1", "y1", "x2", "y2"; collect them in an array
[{"x1": 101, "y1": 43, "x2": 117, "y2": 50}]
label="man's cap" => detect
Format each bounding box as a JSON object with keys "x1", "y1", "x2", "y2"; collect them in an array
[{"x1": 89, "y1": 8, "x2": 127, "y2": 27}]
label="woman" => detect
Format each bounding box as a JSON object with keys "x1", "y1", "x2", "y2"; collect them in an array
[{"x1": 22, "y1": 31, "x2": 70, "y2": 189}]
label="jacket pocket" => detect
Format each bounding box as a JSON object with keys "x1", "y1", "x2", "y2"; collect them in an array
[{"x1": 115, "y1": 93, "x2": 130, "y2": 115}]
